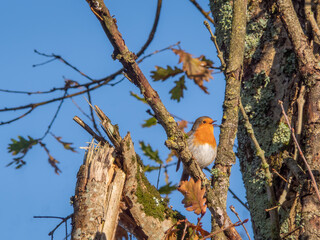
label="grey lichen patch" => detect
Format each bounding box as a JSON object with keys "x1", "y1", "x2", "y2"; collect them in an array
[
  {"x1": 210, "y1": 168, "x2": 221, "y2": 178},
  {"x1": 280, "y1": 49, "x2": 297, "y2": 77},
  {"x1": 245, "y1": 14, "x2": 269, "y2": 59},
  {"x1": 241, "y1": 72, "x2": 276, "y2": 154},
  {"x1": 240, "y1": 156, "x2": 274, "y2": 239},
  {"x1": 270, "y1": 122, "x2": 291, "y2": 154},
  {"x1": 210, "y1": 0, "x2": 233, "y2": 56}
]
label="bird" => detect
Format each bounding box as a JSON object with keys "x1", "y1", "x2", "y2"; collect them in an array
[{"x1": 176, "y1": 116, "x2": 217, "y2": 182}]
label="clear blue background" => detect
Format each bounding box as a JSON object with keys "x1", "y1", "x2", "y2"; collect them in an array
[{"x1": 0, "y1": 1, "x2": 252, "y2": 239}]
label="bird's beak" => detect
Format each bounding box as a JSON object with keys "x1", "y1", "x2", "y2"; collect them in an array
[{"x1": 212, "y1": 120, "x2": 219, "y2": 127}]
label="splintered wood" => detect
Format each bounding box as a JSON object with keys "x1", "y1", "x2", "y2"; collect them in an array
[{"x1": 71, "y1": 141, "x2": 125, "y2": 240}]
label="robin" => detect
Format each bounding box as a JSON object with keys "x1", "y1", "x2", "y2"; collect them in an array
[{"x1": 176, "y1": 116, "x2": 217, "y2": 181}]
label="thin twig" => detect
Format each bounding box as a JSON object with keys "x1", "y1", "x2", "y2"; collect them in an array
[
  {"x1": 281, "y1": 226, "x2": 302, "y2": 239},
  {"x1": 278, "y1": 172, "x2": 293, "y2": 208},
  {"x1": 135, "y1": 0, "x2": 162, "y2": 57},
  {"x1": 228, "y1": 188, "x2": 249, "y2": 211},
  {"x1": 71, "y1": 97, "x2": 92, "y2": 121},
  {"x1": 0, "y1": 80, "x2": 109, "y2": 112},
  {"x1": 0, "y1": 108, "x2": 34, "y2": 125},
  {"x1": 34, "y1": 50, "x2": 95, "y2": 82},
  {"x1": 204, "y1": 168, "x2": 250, "y2": 210},
  {"x1": 189, "y1": 0, "x2": 215, "y2": 24},
  {"x1": 239, "y1": 99, "x2": 277, "y2": 207},
  {"x1": 0, "y1": 0, "x2": 163, "y2": 96},
  {"x1": 137, "y1": 42, "x2": 180, "y2": 64},
  {"x1": 32, "y1": 57, "x2": 57, "y2": 67},
  {"x1": 0, "y1": 69, "x2": 121, "y2": 95},
  {"x1": 272, "y1": 168, "x2": 288, "y2": 182},
  {"x1": 200, "y1": 219, "x2": 248, "y2": 240},
  {"x1": 204, "y1": 21, "x2": 226, "y2": 70},
  {"x1": 0, "y1": 42, "x2": 177, "y2": 117},
  {"x1": 181, "y1": 220, "x2": 189, "y2": 240},
  {"x1": 230, "y1": 205, "x2": 251, "y2": 240},
  {"x1": 190, "y1": 215, "x2": 205, "y2": 239},
  {"x1": 279, "y1": 100, "x2": 320, "y2": 202},
  {"x1": 156, "y1": 164, "x2": 162, "y2": 190},
  {"x1": 265, "y1": 205, "x2": 280, "y2": 212},
  {"x1": 40, "y1": 90, "x2": 68, "y2": 140},
  {"x1": 73, "y1": 116, "x2": 106, "y2": 144},
  {"x1": 34, "y1": 214, "x2": 73, "y2": 239},
  {"x1": 86, "y1": 90, "x2": 103, "y2": 137},
  {"x1": 305, "y1": 0, "x2": 320, "y2": 41},
  {"x1": 294, "y1": 85, "x2": 305, "y2": 160}
]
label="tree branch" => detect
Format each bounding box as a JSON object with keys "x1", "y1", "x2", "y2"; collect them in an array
[
  {"x1": 239, "y1": 99, "x2": 279, "y2": 231},
  {"x1": 135, "y1": 0, "x2": 162, "y2": 57},
  {"x1": 189, "y1": 0, "x2": 215, "y2": 24},
  {"x1": 85, "y1": 0, "x2": 241, "y2": 238},
  {"x1": 210, "y1": 0, "x2": 247, "y2": 237},
  {"x1": 279, "y1": 100, "x2": 320, "y2": 202},
  {"x1": 305, "y1": 0, "x2": 320, "y2": 42}
]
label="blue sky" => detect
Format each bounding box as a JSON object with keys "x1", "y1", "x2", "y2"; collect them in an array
[{"x1": 1, "y1": 1, "x2": 252, "y2": 239}]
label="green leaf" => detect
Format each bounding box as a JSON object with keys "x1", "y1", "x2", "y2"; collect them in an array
[
  {"x1": 143, "y1": 164, "x2": 161, "y2": 172},
  {"x1": 142, "y1": 117, "x2": 157, "y2": 128},
  {"x1": 139, "y1": 141, "x2": 163, "y2": 164},
  {"x1": 158, "y1": 182, "x2": 177, "y2": 195},
  {"x1": 8, "y1": 136, "x2": 38, "y2": 155},
  {"x1": 130, "y1": 91, "x2": 147, "y2": 104},
  {"x1": 169, "y1": 75, "x2": 187, "y2": 102},
  {"x1": 151, "y1": 66, "x2": 183, "y2": 81}
]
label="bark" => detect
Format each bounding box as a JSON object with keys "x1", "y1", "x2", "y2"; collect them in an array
[
  {"x1": 85, "y1": 0, "x2": 241, "y2": 238},
  {"x1": 211, "y1": 0, "x2": 247, "y2": 239},
  {"x1": 71, "y1": 142, "x2": 125, "y2": 240},
  {"x1": 72, "y1": 108, "x2": 179, "y2": 240},
  {"x1": 210, "y1": 0, "x2": 320, "y2": 239},
  {"x1": 277, "y1": 0, "x2": 320, "y2": 239}
]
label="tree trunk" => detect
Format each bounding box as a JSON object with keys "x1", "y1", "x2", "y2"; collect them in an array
[
  {"x1": 210, "y1": 0, "x2": 320, "y2": 239},
  {"x1": 71, "y1": 141, "x2": 125, "y2": 240},
  {"x1": 72, "y1": 107, "x2": 179, "y2": 240}
]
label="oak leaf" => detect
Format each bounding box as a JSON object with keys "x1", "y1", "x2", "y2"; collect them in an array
[
  {"x1": 169, "y1": 75, "x2": 187, "y2": 102},
  {"x1": 164, "y1": 228, "x2": 178, "y2": 240},
  {"x1": 172, "y1": 49, "x2": 213, "y2": 93},
  {"x1": 51, "y1": 133, "x2": 77, "y2": 152},
  {"x1": 139, "y1": 141, "x2": 163, "y2": 164},
  {"x1": 158, "y1": 182, "x2": 177, "y2": 195},
  {"x1": 188, "y1": 221, "x2": 210, "y2": 237},
  {"x1": 151, "y1": 65, "x2": 183, "y2": 81},
  {"x1": 178, "y1": 178, "x2": 207, "y2": 215},
  {"x1": 142, "y1": 117, "x2": 157, "y2": 128},
  {"x1": 130, "y1": 91, "x2": 147, "y2": 104}
]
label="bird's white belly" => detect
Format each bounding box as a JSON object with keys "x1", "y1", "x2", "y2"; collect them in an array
[{"x1": 187, "y1": 140, "x2": 217, "y2": 168}]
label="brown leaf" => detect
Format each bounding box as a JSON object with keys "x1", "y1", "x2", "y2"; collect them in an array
[
  {"x1": 164, "y1": 168, "x2": 169, "y2": 184},
  {"x1": 51, "y1": 133, "x2": 77, "y2": 153},
  {"x1": 48, "y1": 154, "x2": 62, "y2": 175},
  {"x1": 177, "y1": 120, "x2": 188, "y2": 132},
  {"x1": 172, "y1": 49, "x2": 213, "y2": 93},
  {"x1": 165, "y1": 228, "x2": 178, "y2": 240},
  {"x1": 166, "y1": 150, "x2": 176, "y2": 164},
  {"x1": 178, "y1": 178, "x2": 207, "y2": 215},
  {"x1": 188, "y1": 222, "x2": 210, "y2": 237}
]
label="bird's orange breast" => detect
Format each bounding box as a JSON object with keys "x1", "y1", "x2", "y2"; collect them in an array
[{"x1": 192, "y1": 124, "x2": 216, "y2": 149}]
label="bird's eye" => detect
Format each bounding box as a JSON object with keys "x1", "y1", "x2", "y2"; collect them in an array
[{"x1": 203, "y1": 120, "x2": 206, "y2": 123}]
